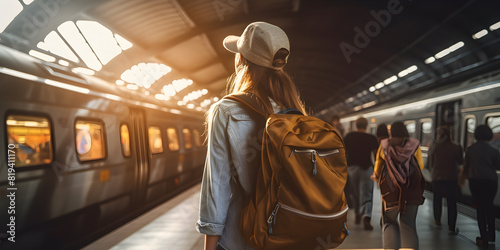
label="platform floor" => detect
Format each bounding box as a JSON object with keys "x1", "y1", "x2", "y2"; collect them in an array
[{"x1": 84, "y1": 184, "x2": 500, "y2": 249}]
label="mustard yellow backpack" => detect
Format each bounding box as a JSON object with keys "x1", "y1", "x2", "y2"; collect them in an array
[{"x1": 225, "y1": 94, "x2": 349, "y2": 249}]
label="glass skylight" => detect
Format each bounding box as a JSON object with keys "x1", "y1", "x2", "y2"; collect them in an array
[
  {"x1": 39, "y1": 20, "x2": 134, "y2": 71},
  {"x1": 179, "y1": 89, "x2": 208, "y2": 106},
  {"x1": 44, "y1": 31, "x2": 79, "y2": 62},
  {"x1": 0, "y1": 0, "x2": 23, "y2": 33},
  {"x1": 115, "y1": 34, "x2": 133, "y2": 50},
  {"x1": 76, "y1": 21, "x2": 122, "y2": 65},
  {"x1": 58, "y1": 21, "x2": 102, "y2": 71},
  {"x1": 121, "y1": 63, "x2": 172, "y2": 88}
]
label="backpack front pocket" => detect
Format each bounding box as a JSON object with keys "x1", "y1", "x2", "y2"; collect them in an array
[{"x1": 266, "y1": 202, "x2": 349, "y2": 248}]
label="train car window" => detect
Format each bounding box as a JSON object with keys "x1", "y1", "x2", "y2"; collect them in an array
[
  {"x1": 166, "y1": 128, "x2": 180, "y2": 151},
  {"x1": 75, "y1": 120, "x2": 106, "y2": 161},
  {"x1": 148, "y1": 126, "x2": 163, "y2": 154},
  {"x1": 404, "y1": 121, "x2": 416, "y2": 138},
  {"x1": 182, "y1": 128, "x2": 193, "y2": 149},
  {"x1": 464, "y1": 117, "x2": 476, "y2": 149},
  {"x1": 120, "y1": 124, "x2": 131, "y2": 157},
  {"x1": 193, "y1": 129, "x2": 202, "y2": 147},
  {"x1": 6, "y1": 115, "x2": 53, "y2": 167},
  {"x1": 486, "y1": 116, "x2": 500, "y2": 152},
  {"x1": 420, "y1": 121, "x2": 433, "y2": 148}
]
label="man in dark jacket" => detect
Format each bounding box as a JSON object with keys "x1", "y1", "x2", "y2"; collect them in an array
[
  {"x1": 344, "y1": 117, "x2": 378, "y2": 230},
  {"x1": 428, "y1": 126, "x2": 463, "y2": 235}
]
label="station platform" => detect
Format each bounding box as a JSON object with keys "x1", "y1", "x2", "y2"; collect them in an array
[{"x1": 84, "y1": 184, "x2": 499, "y2": 250}]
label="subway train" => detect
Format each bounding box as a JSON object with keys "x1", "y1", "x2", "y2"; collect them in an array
[
  {"x1": 339, "y1": 68, "x2": 500, "y2": 215},
  {"x1": 0, "y1": 44, "x2": 207, "y2": 248}
]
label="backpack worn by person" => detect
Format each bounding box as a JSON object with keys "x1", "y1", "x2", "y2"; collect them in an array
[
  {"x1": 378, "y1": 138, "x2": 425, "y2": 212},
  {"x1": 224, "y1": 93, "x2": 349, "y2": 250}
]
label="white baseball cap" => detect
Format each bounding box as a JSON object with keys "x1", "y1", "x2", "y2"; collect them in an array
[{"x1": 223, "y1": 22, "x2": 290, "y2": 70}]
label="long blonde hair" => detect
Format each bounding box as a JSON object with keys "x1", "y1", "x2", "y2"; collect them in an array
[
  {"x1": 204, "y1": 49, "x2": 307, "y2": 138},
  {"x1": 225, "y1": 50, "x2": 307, "y2": 116}
]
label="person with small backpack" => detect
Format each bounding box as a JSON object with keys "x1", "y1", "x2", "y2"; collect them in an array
[
  {"x1": 371, "y1": 121, "x2": 425, "y2": 250},
  {"x1": 196, "y1": 22, "x2": 349, "y2": 250}
]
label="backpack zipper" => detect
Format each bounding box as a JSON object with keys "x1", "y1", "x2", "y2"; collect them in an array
[
  {"x1": 267, "y1": 204, "x2": 281, "y2": 234},
  {"x1": 267, "y1": 203, "x2": 349, "y2": 235},
  {"x1": 289, "y1": 148, "x2": 340, "y2": 175}
]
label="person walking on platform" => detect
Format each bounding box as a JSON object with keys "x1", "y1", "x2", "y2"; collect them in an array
[
  {"x1": 330, "y1": 114, "x2": 345, "y2": 137},
  {"x1": 428, "y1": 126, "x2": 463, "y2": 235},
  {"x1": 344, "y1": 116, "x2": 378, "y2": 230},
  {"x1": 463, "y1": 125, "x2": 500, "y2": 248},
  {"x1": 376, "y1": 123, "x2": 389, "y2": 144},
  {"x1": 196, "y1": 22, "x2": 307, "y2": 250},
  {"x1": 372, "y1": 121, "x2": 425, "y2": 250}
]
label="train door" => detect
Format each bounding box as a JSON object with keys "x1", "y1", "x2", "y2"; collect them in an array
[
  {"x1": 129, "y1": 108, "x2": 149, "y2": 204},
  {"x1": 436, "y1": 100, "x2": 462, "y2": 141}
]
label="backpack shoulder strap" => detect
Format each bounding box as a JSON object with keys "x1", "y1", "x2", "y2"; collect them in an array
[{"x1": 224, "y1": 93, "x2": 266, "y2": 117}]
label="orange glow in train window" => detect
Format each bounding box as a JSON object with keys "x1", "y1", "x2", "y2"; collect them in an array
[
  {"x1": 6, "y1": 115, "x2": 53, "y2": 167},
  {"x1": 182, "y1": 128, "x2": 193, "y2": 149},
  {"x1": 148, "y1": 126, "x2": 163, "y2": 154},
  {"x1": 120, "y1": 124, "x2": 131, "y2": 157},
  {"x1": 167, "y1": 128, "x2": 180, "y2": 151},
  {"x1": 75, "y1": 120, "x2": 106, "y2": 161}
]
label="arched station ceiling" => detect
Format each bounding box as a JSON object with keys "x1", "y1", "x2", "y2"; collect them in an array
[{"x1": 1, "y1": 0, "x2": 500, "y2": 117}]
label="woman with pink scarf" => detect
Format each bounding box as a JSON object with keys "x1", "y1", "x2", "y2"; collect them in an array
[{"x1": 371, "y1": 121, "x2": 425, "y2": 250}]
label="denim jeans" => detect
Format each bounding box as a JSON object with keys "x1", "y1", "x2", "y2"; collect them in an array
[
  {"x1": 347, "y1": 165, "x2": 374, "y2": 219},
  {"x1": 382, "y1": 204, "x2": 419, "y2": 250},
  {"x1": 432, "y1": 181, "x2": 458, "y2": 229}
]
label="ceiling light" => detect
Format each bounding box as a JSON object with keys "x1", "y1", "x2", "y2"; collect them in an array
[
  {"x1": 383, "y1": 76, "x2": 397, "y2": 85},
  {"x1": 345, "y1": 97, "x2": 355, "y2": 103},
  {"x1": 472, "y1": 29, "x2": 488, "y2": 39},
  {"x1": 398, "y1": 65, "x2": 418, "y2": 78},
  {"x1": 490, "y1": 21, "x2": 500, "y2": 31},
  {"x1": 435, "y1": 41, "x2": 464, "y2": 59},
  {"x1": 116, "y1": 80, "x2": 125, "y2": 85},
  {"x1": 369, "y1": 86, "x2": 376, "y2": 92},
  {"x1": 362, "y1": 101, "x2": 377, "y2": 109},
  {"x1": 375, "y1": 82, "x2": 385, "y2": 89},
  {"x1": 425, "y1": 57, "x2": 436, "y2": 64}
]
